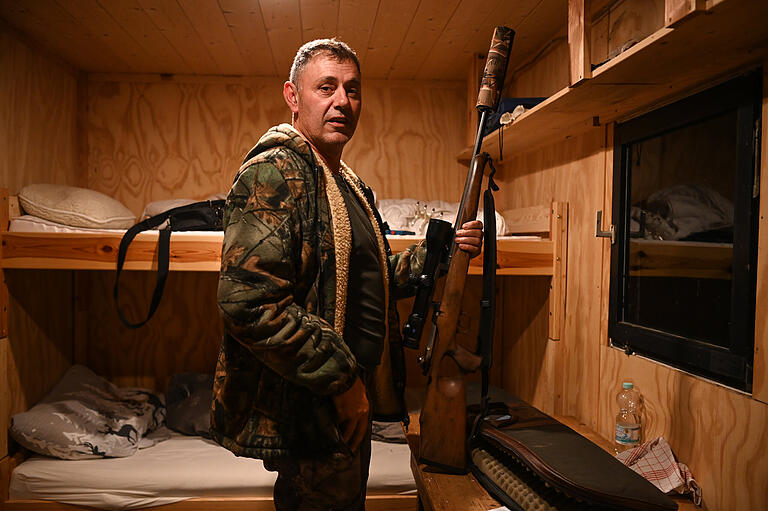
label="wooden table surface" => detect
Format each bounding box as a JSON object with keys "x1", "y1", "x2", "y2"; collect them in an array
[{"x1": 405, "y1": 403, "x2": 698, "y2": 511}]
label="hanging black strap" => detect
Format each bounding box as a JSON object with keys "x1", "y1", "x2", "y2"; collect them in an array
[
  {"x1": 478, "y1": 157, "x2": 499, "y2": 417},
  {"x1": 113, "y1": 212, "x2": 174, "y2": 329},
  {"x1": 113, "y1": 200, "x2": 225, "y2": 329}
]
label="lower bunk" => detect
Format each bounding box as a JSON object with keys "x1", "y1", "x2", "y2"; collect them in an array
[
  {"x1": 0, "y1": 363, "x2": 417, "y2": 511},
  {"x1": 2, "y1": 434, "x2": 416, "y2": 510}
]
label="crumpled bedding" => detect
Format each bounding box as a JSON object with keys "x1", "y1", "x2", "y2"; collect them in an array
[
  {"x1": 9, "y1": 365, "x2": 165, "y2": 460},
  {"x1": 630, "y1": 184, "x2": 733, "y2": 241},
  {"x1": 378, "y1": 198, "x2": 506, "y2": 236}
]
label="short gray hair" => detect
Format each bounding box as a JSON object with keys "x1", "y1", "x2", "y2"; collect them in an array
[{"x1": 289, "y1": 38, "x2": 360, "y2": 86}]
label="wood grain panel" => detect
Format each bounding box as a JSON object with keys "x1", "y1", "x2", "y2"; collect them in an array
[
  {"x1": 386, "y1": 0, "x2": 461, "y2": 80},
  {"x1": 493, "y1": 130, "x2": 603, "y2": 421},
  {"x1": 300, "y1": 0, "x2": 340, "y2": 42},
  {"x1": 502, "y1": 205, "x2": 551, "y2": 234},
  {"x1": 598, "y1": 346, "x2": 768, "y2": 511},
  {"x1": 552, "y1": 130, "x2": 605, "y2": 427},
  {"x1": 94, "y1": 0, "x2": 192, "y2": 74},
  {"x1": 344, "y1": 81, "x2": 466, "y2": 202},
  {"x1": 590, "y1": 0, "x2": 665, "y2": 68},
  {"x1": 1, "y1": 337, "x2": 8, "y2": 457},
  {"x1": 219, "y1": 0, "x2": 278, "y2": 77},
  {"x1": 56, "y1": 0, "x2": 157, "y2": 74},
  {"x1": 416, "y1": 0, "x2": 505, "y2": 80},
  {"x1": 78, "y1": 270, "x2": 221, "y2": 391},
  {"x1": 568, "y1": 0, "x2": 592, "y2": 85},
  {"x1": 362, "y1": 0, "x2": 419, "y2": 78},
  {"x1": 500, "y1": 276, "x2": 554, "y2": 412},
  {"x1": 665, "y1": 0, "x2": 704, "y2": 27},
  {"x1": 1, "y1": 232, "x2": 224, "y2": 272},
  {"x1": 4, "y1": 269, "x2": 73, "y2": 439},
  {"x1": 1, "y1": 0, "x2": 564, "y2": 80},
  {"x1": 0, "y1": 24, "x2": 81, "y2": 194},
  {"x1": 136, "y1": 0, "x2": 221, "y2": 75},
  {"x1": 85, "y1": 76, "x2": 288, "y2": 215},
  {"x1": 1, "y1": 189, "x2": 8, "y2": 339},
  {"x1": 0, "y1": 0, "x2": 127, "y2": 72},
  {"x1": 505, "y1": 37, "x2": 570, "y2": 99},
  {"x1": 177, "y1": 0, "x2": 248, "y2": 74},
  {"x1": 259, "y1": 0, "x2": 303, "y2": 78},
  {"x1": 85, "y1": 76, "x2": 465, "y2": 213},
  {"x1": 337, "y1": 0, "x2": 379, "y2": 67}
]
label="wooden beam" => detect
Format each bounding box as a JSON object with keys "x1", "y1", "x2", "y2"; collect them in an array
[
  {"x1": 1, "y1": 188, "x2": 8, "y2": 339},
  {"x1": 549, "y1": 201, "x2": 568, "y2": 341},
  {"x1": 0, "y1": 339, "x2": 8, "y2": 458},
  {"x1": 664, "y1": 0, "x2": 705, "y2": 28},
  {"x1": 568, "y1": 0, "x2": 592, "y2": 86},
  {"x1": 502, "y1": 205, "x2": 551, "y2": 234},
  {"x1": 753, "y1": 62, "x2": 768, "y2": 404}
]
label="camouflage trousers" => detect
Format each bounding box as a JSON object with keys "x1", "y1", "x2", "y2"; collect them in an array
[{"x1": 264, "y1": 422, "x2": 372, "y2": 511}]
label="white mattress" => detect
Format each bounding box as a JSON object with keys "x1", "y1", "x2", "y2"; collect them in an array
[
  {"x1": 9, "y1": 214, "x2": 127, "y2": 233},
  {"x1": 10, "y1": 433, "x2": 416, "y2": 510}
]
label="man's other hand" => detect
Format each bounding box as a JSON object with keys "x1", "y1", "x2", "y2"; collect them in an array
[
  {"x1": 456, "y1": 220, "x2": 483, "y2": 258},
  {"x1": 332, "y1": 377, "x2": 369, "y2": 452}
]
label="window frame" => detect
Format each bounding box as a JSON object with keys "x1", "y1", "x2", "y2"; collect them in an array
[{"x1": 608, "y1": 70, "x2": 762, "y2": 392}]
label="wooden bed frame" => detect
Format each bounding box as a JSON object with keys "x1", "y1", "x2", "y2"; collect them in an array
[{"x1": 0, "y1": 189, "x2": 568, "y2": 510}]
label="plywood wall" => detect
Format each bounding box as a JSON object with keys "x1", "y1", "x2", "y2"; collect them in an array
[
  {"x1": 0, "y1": 25, "x2": 81, "y2": 458},
  {"x1": 85, "y1": 75, "x2": 466, "y2": 217},
  {"x1": 494, "y1": 2, "x2": 768, "y2": 510},
  {"x1": 0, "y1": 22, "x2": 81, "y2": 193},
  {"x1": 75, "y1": 271, "x2": 221, "y2": 391}
]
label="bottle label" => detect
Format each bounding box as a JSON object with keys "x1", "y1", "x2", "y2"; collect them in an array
[{"x1": 615, "y1": 423, "x2": 641, "y2": 446}]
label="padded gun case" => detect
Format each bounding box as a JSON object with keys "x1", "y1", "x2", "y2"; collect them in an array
[{"x1": 469, "y1": 402, "x2": 678, "y2": 511}]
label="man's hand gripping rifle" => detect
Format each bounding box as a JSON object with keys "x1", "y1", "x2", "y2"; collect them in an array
[{"x1": 404, "y1": 26, "x2": 514, "y2": 474}]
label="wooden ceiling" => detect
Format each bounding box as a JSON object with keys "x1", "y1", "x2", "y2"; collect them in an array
[{"x1": 0, "y1": 0, "x2": 565, "y2": 80}]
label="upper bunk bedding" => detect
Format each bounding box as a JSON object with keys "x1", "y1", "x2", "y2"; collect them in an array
[{"x1": 2, "y1": 195, "x2": 563, "y2": 276}]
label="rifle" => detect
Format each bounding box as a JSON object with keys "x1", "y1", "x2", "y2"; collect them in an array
[{"x1": 415, "y1": 26, "x2": 514, "y2": 474}]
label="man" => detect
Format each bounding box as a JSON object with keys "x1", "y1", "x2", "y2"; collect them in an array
[{"x1": 210, "y1": 38, "x2": 483, "y2": 510}]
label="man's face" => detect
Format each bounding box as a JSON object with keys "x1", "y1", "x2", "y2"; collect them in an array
[{"x1": 284, "y1": 54, "x2": 362, "y2": 158}]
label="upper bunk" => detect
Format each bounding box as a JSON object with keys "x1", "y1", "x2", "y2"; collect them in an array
[
  {"x1": 1, "y1": 191, "x2": 567, "y2": 277},
  {"x1": 0, "y1": 190, "x2": 568, "y2": 340}
]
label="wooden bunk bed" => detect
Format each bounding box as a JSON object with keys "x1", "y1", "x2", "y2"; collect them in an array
[{"x1": 0, "y1": 189, "x2": 568, "y2": 510}]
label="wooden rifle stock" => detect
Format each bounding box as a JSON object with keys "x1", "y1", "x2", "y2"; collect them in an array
[{"x1": 419, "y1": 26, "x2": 514, "y2": 473}]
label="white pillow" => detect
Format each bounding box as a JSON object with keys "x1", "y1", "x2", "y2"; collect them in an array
[
  {"x1": 19, "y1": 184, "x2": 135, "y2": 229},
  {"x1": 141, "y1": 199, "x2": 197, "y2": 219}
]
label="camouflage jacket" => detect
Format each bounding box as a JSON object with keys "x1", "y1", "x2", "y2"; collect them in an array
[{"x1": 210, "y1": 124, "x2": 425, "y2": 460}]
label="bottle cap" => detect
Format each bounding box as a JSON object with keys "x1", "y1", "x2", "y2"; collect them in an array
[{"x1": 622, "y1": 382, "x2": 634, "y2": 389}]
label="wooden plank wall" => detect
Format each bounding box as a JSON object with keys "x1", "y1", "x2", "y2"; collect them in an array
[
  {"x1": 0, "y1": 24, "x2": 81, "y2": 459},
  {"x1": 85, "y1": 75, "x2": 467, "y2": 216},
  {"x1": 494, "y1": 1, "x2": 768, "y2": 510},
  {"x1": 0, "y1": 21, "x2": 82, "y2": 193}
]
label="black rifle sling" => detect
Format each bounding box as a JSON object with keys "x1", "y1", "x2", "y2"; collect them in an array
[
  {"x1": 478, "y1": 158, "x2": 499, "y2": 415},
  {"x1": 113, "y1": 200, "x2": 224, "y2": 329},
  {"x1": 114, "y1": 214, "x2": 173, "y2": 329}
]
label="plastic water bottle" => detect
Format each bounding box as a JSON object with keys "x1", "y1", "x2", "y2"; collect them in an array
[{"x1": 614, "y1": 382, "x2": 642, "y2": 454}]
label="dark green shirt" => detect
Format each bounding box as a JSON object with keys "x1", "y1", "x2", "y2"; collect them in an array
[{"x1": 334, "y1": 173, "x2": 386, "y2": 371}]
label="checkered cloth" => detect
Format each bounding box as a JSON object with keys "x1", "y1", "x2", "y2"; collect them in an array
[{"x1": 616, "y1": 437, "x2": 702, "y2": 506}]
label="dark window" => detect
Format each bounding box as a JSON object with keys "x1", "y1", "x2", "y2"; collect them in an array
[{"x1": 609, "y1": 70, "x2": 762, "y2": 392}]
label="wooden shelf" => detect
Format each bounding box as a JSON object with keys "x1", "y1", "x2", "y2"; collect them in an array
[
  {"x1": 458, "y1": 0, "x2": 768, "y2": 164},
  {"x1": 1, "y1": 231, "x2": 554, "y2": 276},
  {"x1": 0, "y1": 231, "x2": 225, "y2": 272},
  {"x1": 629, "y1": 239, "x2": 733, "y2": 280}
]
